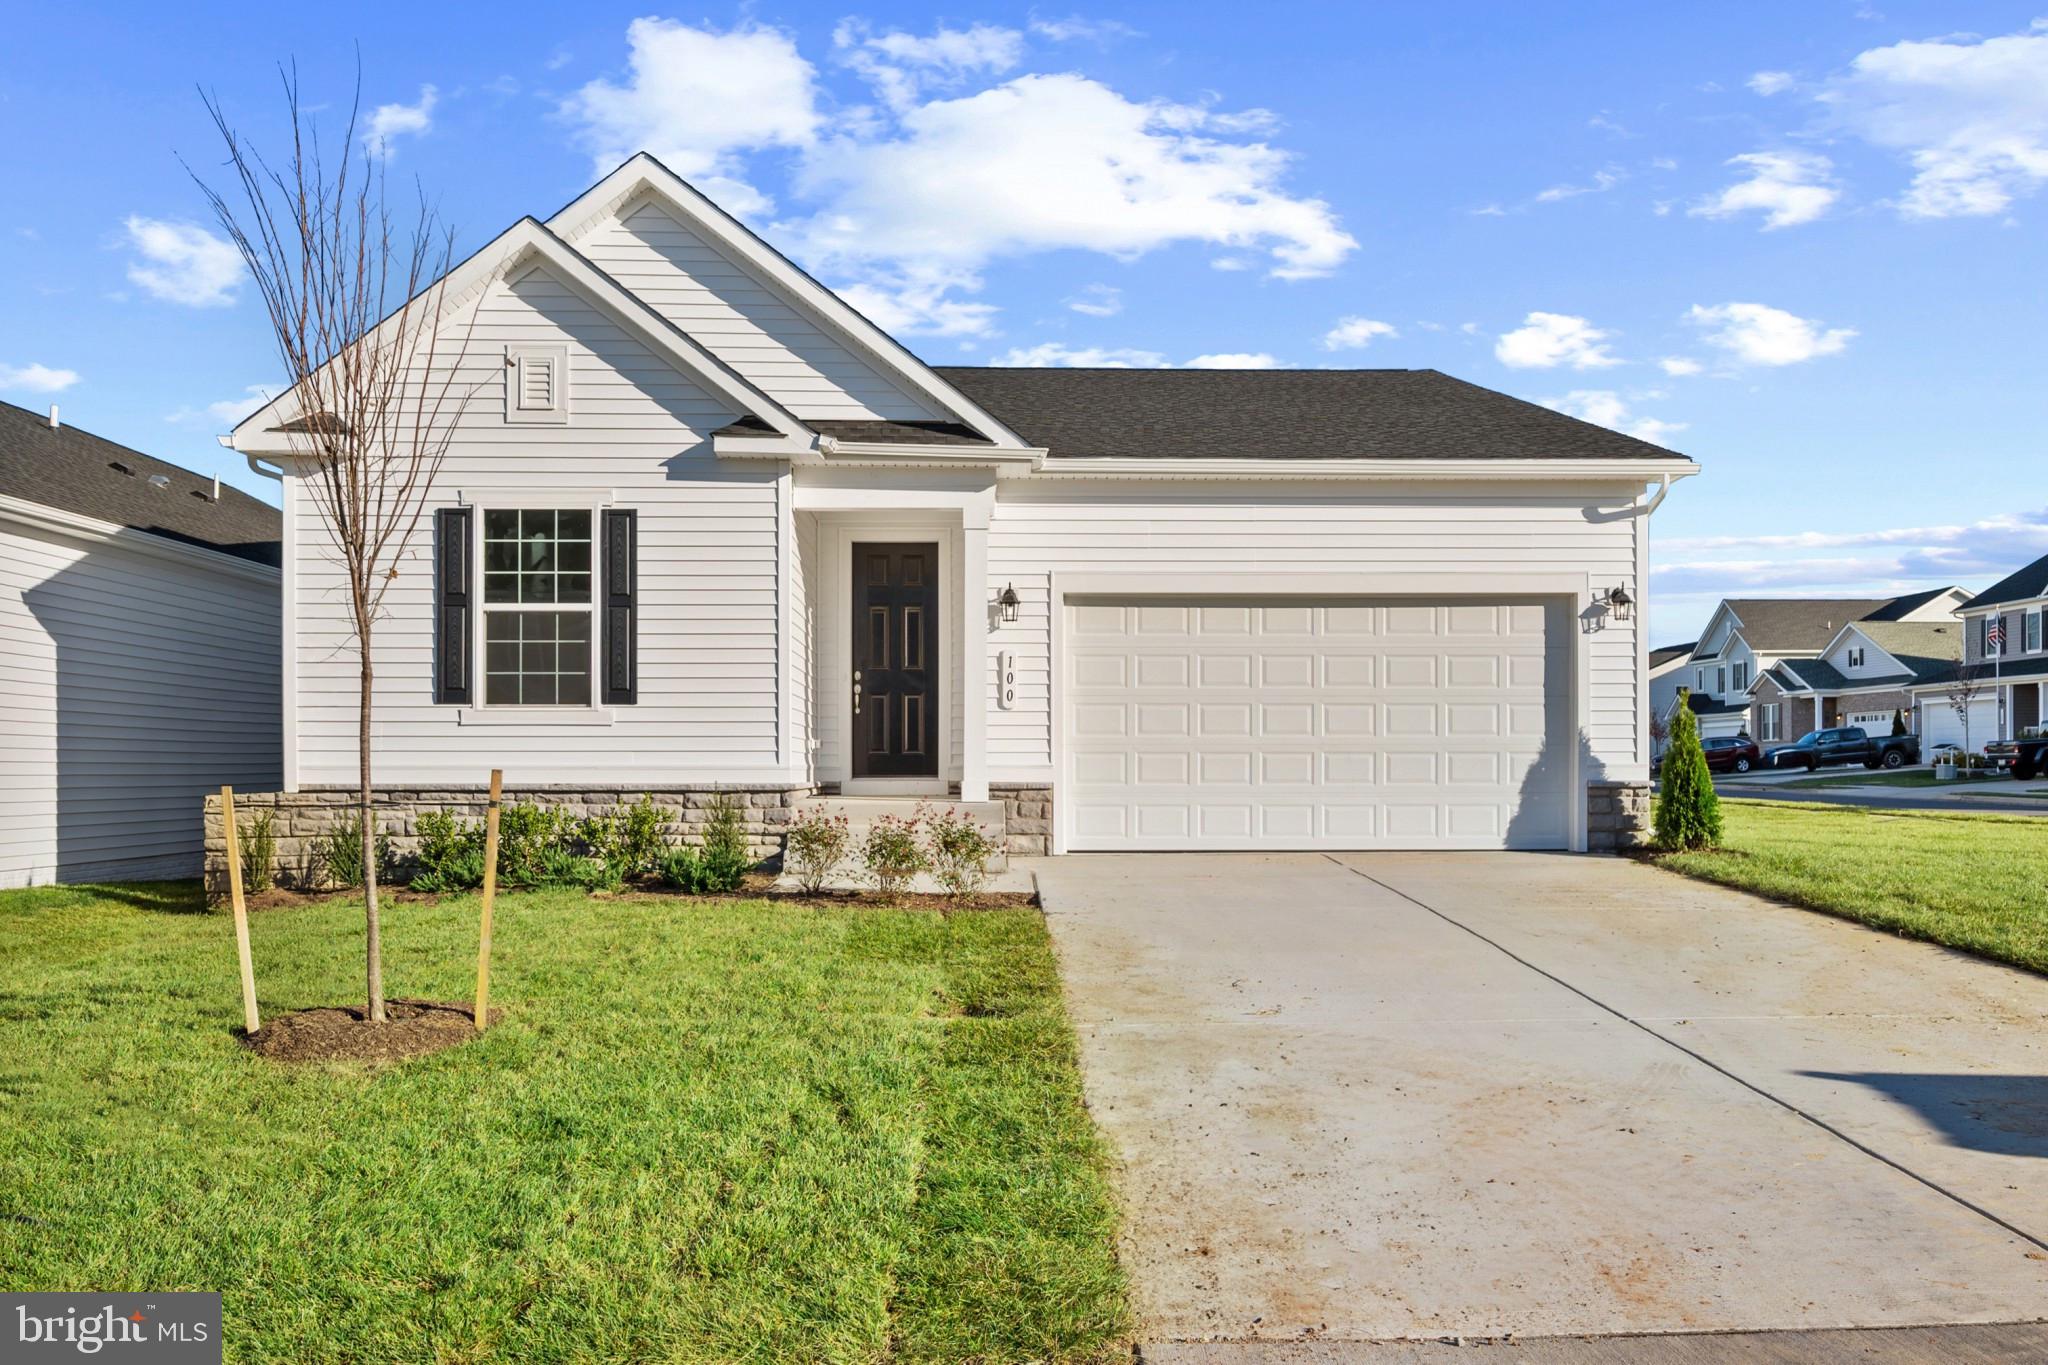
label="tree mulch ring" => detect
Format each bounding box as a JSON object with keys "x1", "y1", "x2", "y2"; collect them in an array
[{"x1": 241, "y1": 998, "x2": 500, "y2": 1065}]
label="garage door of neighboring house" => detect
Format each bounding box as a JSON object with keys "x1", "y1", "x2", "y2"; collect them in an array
[
  {"x1": 1844, "y1": 708, "x2": 1899, "y2": 734},
  {"x1": 1922, "y1": 696, "x2": 2001, "y2": 752},
  {"x1": 1065, "y1": 597, "x2": 1571, "y2": 850}
]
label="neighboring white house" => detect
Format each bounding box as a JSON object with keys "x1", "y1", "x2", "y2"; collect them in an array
[
  {"x1": 1647, "y1": 641, "x2": 1695, "y2": 754},
  {"x1": 227, "y1": 155, "x2": 1696, "y2": 854},
  {"x1": 0, "y1": 401, "x2": 281, "y2": 886}
]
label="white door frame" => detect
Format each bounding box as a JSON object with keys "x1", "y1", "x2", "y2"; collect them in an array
[
  {"x1": 820, "y1": 516, "x2": 957, "y2": 796},
  {"x1": 1049, "y1": 571, "x2": 1594, "y2": 853}
]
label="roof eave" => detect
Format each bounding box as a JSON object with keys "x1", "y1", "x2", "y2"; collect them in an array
[{"x1": 1026, "y1": 456, "x2": 1699, "y2": 481}]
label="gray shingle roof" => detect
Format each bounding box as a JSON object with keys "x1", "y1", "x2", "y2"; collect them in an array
[
  {"x1": 1650, "y1": 641, "x2": 1698, "y2": 669},
  {"x1": 929, "y1": 367, "x2": 1692, "y2": 462},
  {"x1": 1702, "y1": 598, "x2": 1894, "y2": 656},
  {"x1": 1851, "y1": 620, "x2": 1964, "y2": 684},
  {"x1": 813, "y1": 420, "x2": 989, "y2": 446},
  {"x1": 1863, "y1": 585, "x2": 1965, "y2": 621},
  {"x1": 0, "y1": 400, "x2": 280, "y2": 565},
  {"x1": 1964, "y1": 551, "x2": 2048, "y2": 611}
]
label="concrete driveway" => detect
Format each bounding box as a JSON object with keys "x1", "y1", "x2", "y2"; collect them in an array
[{"x1": 1033, "y1": 853, "x2": 2048, "y2": 1348}]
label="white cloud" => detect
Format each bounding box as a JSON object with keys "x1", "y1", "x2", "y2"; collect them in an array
[
  {"x1": 1821, "y1": 19, "x2": 2048, "y2": 218},
  {"x1": 170, "y1": 384, "x2": 272, "y2": 427},
  {"x1": 1065, "y1": 283, "x2": 1122, "y2": 316},
  {"x1": 1321, "y1": 316, "x2": 1398, "y2": 350},
  {"x1": 1658, "y1": 356, "x2": 1704, "y2": 376},
  {"x1": 1534, "y1": 167, "x2": 1624, "y2": 203},
  {"x1": 834, "y1": 20, "x2": 1024, "y2": 112},
  {"x1": 1184, "y1": 352, "x2": 1278, "y2": 368},
  {"x1": 994, "y1": 342, "x2": 1168, "y2": 367},
  {"x1": 0, "y1": 361, "x2": 80, "y2": 393},
  {"x1": 787, "y1": 71, "x2": 1356, "y2": 334},
  {"x1": 1540, "y1": 389, "x2": 1686, "y2": 446},
  {"x1": 121, "y1": 217, "x2": 243, "y2": 307},
  {"x1": 364, "y1": 85, "x2": 437, "y2": 159},
  {"x1": 562, "y1": 18, "x2": 822, "y2": 216},
  {"x1": 1652, "y1": 508, "x2": 2048, "y2": 599},
  {"x1": 1690, "y1": 150, "x2": 1840, "y2": 229},
  {"x1": 1686, "y1": 301, "x2": 1855, "y2": 365},
  {"x1": 1748, "y1": 70, "x2": 1796, "y2": 96},
  {"x1": 564, "y1": 19, "x2": 1353, "y2": 335},
  {"x1": 1027, "y1": 16, "x2": 1139, "y2": 43},
  {"x1": 1495, "y1": 312, "x2": 1622, "y2": 370}
]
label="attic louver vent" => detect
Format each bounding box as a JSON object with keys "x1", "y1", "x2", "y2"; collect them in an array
[
  {"x1": 505, "y1": 344, "x2": 570, "y2": 425},
  {"x1": 109, "y1": 461, "x2": 134, "y2": 476}
]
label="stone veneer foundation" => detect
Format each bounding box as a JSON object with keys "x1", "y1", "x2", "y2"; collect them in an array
[
  {"x1": 203, "y1": 785, "x2": 814, "y2": 898},
  {"x1": 1586, "y1": 780, "x2": 1652, "y2": 853},
  {"x1": 988, "y1": 784, "x2": 1053, "y2": 856}
]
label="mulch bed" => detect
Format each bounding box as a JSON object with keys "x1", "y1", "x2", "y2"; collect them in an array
[
  {"x1": 235, "y1": 878, "x2": 1038, "y2": 914},
  {"x1": 241, "y1": 999, "x2": 500, "y2": 1065}
]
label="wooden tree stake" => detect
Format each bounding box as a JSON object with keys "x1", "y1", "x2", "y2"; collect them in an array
[
  {"x1": 474, "y1": 769, "x2": 503, "y2": 1031},
  {"x1": 220, "y1": 786, "x2": 260, "y2": 1034}
]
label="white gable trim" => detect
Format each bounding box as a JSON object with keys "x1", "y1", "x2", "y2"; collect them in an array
[
  {"x1": 547, "y1": 154, "x2": 1030, "y2": 450},
  {"x1": 1816, "y1": 622, "x2": 1909, "y2": 678},
  {"x1": 0, "y1": 493, "x2": 280, "y2": 585},
  {"x1": 228, "y1": 218, "x2": 812, "y2": 456}
]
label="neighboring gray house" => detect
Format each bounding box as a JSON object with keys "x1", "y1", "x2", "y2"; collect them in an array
[
  {"x1": 225, "y1": 155, "x2": 1697, "y2": 854},
  {"x1": 0, "y1": 402, "x2": 280, "y2": 886},
  {"x1": 1647, "y1": 641, "x2": 1695, "y2": 753},
  {"x1": 1913, "y1": 550, "x2": 2048, "y2": 748}
]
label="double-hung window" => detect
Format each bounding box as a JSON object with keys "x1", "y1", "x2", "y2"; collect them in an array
[
  {"x1": 2027, "y1": 608, "x2": 2043, "y2": 654},
  {"x1": 482, "y1": 509, "x2": 593, "y2": 705},
  {"x1": 1732, "y1": 661, "x2": 1748, "y2": 691},
  {"x1": 1760, "y1": 703, "x2": 1779, "y2": 741}
]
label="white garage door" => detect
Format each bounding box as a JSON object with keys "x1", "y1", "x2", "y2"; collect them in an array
[
  {"x1": 1922, "y1": 697, "x2": 1999, "y2": 753},
  {"x1": 1066, "y1": 598, "x2": 1570, "y2": 850}
]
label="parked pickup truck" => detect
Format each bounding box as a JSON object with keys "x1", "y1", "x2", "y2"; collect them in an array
[
  {"x1": 1986, "y1": 735, "x2": 2048, "y2": 779},
  {"x1": 1765, "y1": 726, "x2": 1921, "y2": 772}
]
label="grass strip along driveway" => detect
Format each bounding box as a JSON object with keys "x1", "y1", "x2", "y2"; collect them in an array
[
  {"x1": 1655, "y1": 799, "x2": 2048, "y2": 974},
  {"x1": 0, "y1": 884, "x2": 1128, "y2": 1363}
]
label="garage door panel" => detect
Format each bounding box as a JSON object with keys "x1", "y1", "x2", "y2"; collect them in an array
[{"x1": 1067, "y1": 596, "x2": 1569, "y2": 851}]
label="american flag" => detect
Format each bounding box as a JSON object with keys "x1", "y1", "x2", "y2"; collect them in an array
[{"x1": 1988, "y1": 618, "x2": 2006, "y2": 649}]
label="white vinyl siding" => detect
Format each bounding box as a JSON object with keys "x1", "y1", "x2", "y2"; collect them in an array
[
  {"x1": 290, "y1": 262, "x2": 785, "y2": 785},
  {"x1": 0, "y1": 520, "x2": 280, "y2": 886},
  {"x1": 986, "y1": 482, "x2": 1646, "y2": 785},
  {"x1": 571, "y1": 199, "x2": 941, "y2": 423}
]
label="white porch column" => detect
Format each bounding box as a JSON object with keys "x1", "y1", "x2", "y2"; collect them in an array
[{"x1": 959, "y1": 499, "x2": 991, "y2": 802}]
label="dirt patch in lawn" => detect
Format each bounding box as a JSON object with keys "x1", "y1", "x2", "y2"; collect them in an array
[{"x1": 241, "y1": 999, "x2": 499, "y2": 1065}]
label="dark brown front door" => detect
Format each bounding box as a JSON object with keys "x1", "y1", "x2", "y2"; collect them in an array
[{"x1": 852, "y1": 543, "x2": 939, "y2": 778}]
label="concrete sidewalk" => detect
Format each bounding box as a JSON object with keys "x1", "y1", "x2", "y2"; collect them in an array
[{"x1": 1033, "y1": 852, "x2": 2048, "y2": 1347}]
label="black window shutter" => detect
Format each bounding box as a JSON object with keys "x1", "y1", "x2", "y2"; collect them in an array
[
  {"x1": 602, "y1": 509, "x2": 637, "y2": 705},
  {"x1": 433, "y1": 507, "x2": 472, "y2": 704}
]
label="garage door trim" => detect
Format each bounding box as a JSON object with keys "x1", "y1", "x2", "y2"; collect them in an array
[{"x1": 1050, "y1": 571, "x2": 1593, "y2": 854}]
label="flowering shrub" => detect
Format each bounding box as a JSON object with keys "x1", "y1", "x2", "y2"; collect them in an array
[
  {"x1": 859, "y1": 814, "x2": 928, "y2": 898},
  {"x1": 920, "y1": 803, "x2": 997, "y2": 898},
  {"x1": 784, "y1": 808, "x2": 851, "y2": 894}
]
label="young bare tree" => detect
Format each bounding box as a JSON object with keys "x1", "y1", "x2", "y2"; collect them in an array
[
  {"x1": 195, "y1": 71, "x2": 470, "y2": 1021},
  {"x1": 1943, "y1": 659, "x2": 1988, "y2": 765}
]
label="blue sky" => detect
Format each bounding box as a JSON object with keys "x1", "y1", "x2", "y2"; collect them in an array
[{"x1": 3, "y1": 2, "x2": 2045, "y2": 642}]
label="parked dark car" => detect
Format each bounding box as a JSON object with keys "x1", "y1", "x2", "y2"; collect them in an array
[
  {"x1": 1765, "y1": 726, "x2": 1920, "y2": 772},
  {"x1": 1656, "y1": 736, "x2": 1761, "y2": 775},
  {"x1": 1986, "y1": 735, "x2": 2048, "y2": 779}
]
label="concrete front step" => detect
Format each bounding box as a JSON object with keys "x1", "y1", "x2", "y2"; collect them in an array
[{"x1": 794, "y1": 796, "x2": 1009, "y2": 872}]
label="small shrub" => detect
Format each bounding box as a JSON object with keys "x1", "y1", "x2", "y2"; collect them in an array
[
  {"x1": 860, "y1": 813, "x2": 927, "y2": 899},
  {"x1": 921, "y1": 803, "x2": 996, "y2": 898},
  {"x1": 1653, "y1": 691, "x2": 1723, "y2": 851},
  {"x1": 313, "y1": 814, "x2": 392, "y2": 889},
  {"x1": 784, "y1": 808, "x2": 851, "y2": 894},
  {"x1": 612, "y1": 795, "x2": 673, "y2": 880},
  {"x1": 1891, "y1": 709, "x2": 1909, "y2": 737},
  {"x1": 659, "y1": 844, "x2": 746, "y2": 894},
  {"x1": 411, "y1": 809, "x2": 486, "y2": 893},
  {"x1": 697, "y1": 793, "x2": 754, "y2": 886},
  {"x1": 240, "y1": 809, "x2": 277, "y2": 889},
  {"x1": 540, "y1": 842, "x2": 619, "y2": 891},
  {"x1": 496, "y1": 801, "x2": 569, "y2": 887}
]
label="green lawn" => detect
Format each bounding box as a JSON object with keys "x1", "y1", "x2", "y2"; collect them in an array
[
  {"x1": 0, "y1": 883, "x2": 1129, "y2": 1363},
  {"x1": 1655, "y1": 800, "x2": 2048, "y2": 973}
]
